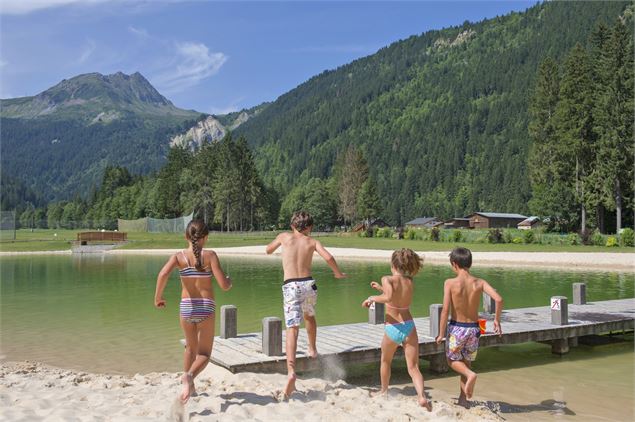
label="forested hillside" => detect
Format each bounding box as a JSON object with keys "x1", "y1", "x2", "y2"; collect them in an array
[
  {"x1": 0, "y1": 72, "x2": 204, "y2": 203},
  {"x1": 235, "y1": 1, "x2": 631, "y2": 224}
]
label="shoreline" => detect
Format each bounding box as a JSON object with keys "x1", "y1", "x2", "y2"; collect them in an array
[{"x1": 3, "y1": 246, "x2": 632, "y2": 272}]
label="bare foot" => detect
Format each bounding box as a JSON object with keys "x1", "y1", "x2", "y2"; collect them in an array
[
  {"x1": 457, "y1": 395, "x2": 470, "y2": 408},
  {"x1": 372, "y1": 389, "x2": 388, "y2": 398},
  {"x1": 464, "y1": 373, "x2": 477, "y2": 399},
  {"x1": 418, "y1": 396, "x2": 432, "y2": 411},
  {"x1": 180, "y1": 373, "x2": 192, "y2": 404},
  {"x1": 283, "y1": 373, "x2": 297, "y2": 398},
  {"x1": 307, "y1": 347, "x2": 318, "y2": 359}
]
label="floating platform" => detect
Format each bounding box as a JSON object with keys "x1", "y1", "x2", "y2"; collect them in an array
[{"x1": 204, "y1": 298, "x2": 634, "y2": 374}]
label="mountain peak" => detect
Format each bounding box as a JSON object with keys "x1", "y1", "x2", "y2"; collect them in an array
[{"x1": 1, "y1": 71, "x2": 187, "y2": 119}]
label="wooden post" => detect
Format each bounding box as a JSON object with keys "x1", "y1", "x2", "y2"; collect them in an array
[
  {"x1": 262, "y1": 317, "x2": 283, "y2": 356},
  {"x1": 428, "y1": 353, "x2": 449, "y2": 374},
  {"x1": 573, "y1": 283, "x2": 586, "y2": 305},
  {"x1": 550, "y1": 296, "x2": 568, "y2": 325},
  {"x1": 220, "y1": 305, "x2": 237, "y2": 339},
  {"x1": 483, "y1": 292, "x2": 496, "y2": 314},
  {"x1": 429, "y1": 304, "x2": 443, "y2": 339},
  {"x1": 568, "y1": 337, "x2": 578, "y2": 347},
  {"x1": 552, "y1": 338, "x2": 570, "y2": 355},
  {"x1": 368, "y1": 302, "x2": 385, "y2": 325}
]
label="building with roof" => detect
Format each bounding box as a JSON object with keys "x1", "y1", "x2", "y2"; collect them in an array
[
  {"x1": 405, "y1": 217, "x2": 442, "y2": 229},
  {"x1": 517, "y1": 216, "x2": 542, "y2": 230},
  {"x1": 467, "y1": 212, "x2": 528, "y2": 229},
  {"x1": 443, "y1": 217, "x2": 471, "y2": 229}
]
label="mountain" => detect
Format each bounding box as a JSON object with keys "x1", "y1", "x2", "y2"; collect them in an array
[
  {"x1": 1, "y1": 72, "x2": 205, "y2": 202},
  {"x1": 234, "y1": 1, "x2": 632, "y2": 223}
]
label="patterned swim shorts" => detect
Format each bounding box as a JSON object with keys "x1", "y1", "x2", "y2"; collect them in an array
[
  {"x1": 282, "y1": 277, "x2": 317, "y2": 328},
  {"x1": 446, "y1": 320, "x2": 481, "y2": 362}
]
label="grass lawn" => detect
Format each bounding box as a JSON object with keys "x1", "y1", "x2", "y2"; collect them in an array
[{"x1": 1, "y1": 229, "x2": 633, "y2": 253}]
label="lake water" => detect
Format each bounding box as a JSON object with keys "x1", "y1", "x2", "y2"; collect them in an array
[{"x1": 1, "y1": 254, "x2": 632, "y2": 375}]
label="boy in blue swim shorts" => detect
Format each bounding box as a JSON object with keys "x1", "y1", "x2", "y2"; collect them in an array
[
  {"x1": 436, "y1": 247, "x2": 503, "y2": 408},
  {"x1": 266, "y1": 211, "x2": 346, "y2": 398}
]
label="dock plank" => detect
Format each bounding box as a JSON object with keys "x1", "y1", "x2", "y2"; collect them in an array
[{"x1": 202, "y1": 298, "x2": 634, "y2": 373}]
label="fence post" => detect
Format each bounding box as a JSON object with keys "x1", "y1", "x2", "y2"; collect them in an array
[
  {"x1": 429, "y1": 304, "x2": 443, "y2": 339},
  {"x1": 262, "y1": 317, "x2": 283, "y2": 356},
  {"x1": 220, "y1": 305, "x2": 237, "y2": 339},
  {"x1": 368, "y1": 302, "x2": 385, "y2": 325},
  {"x1": 573, "y1": 283, "x2": 586, "y2": 305},
  {"x1": 483, "y1": 292, "x2": 496, "y2": 314}
]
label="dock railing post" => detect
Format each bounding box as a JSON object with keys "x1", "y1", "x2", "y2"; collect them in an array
[
  {"x1": 429, "y1": 304, "x2": 443, "y2": 339},
  {"x1": 483, "y1": 292, "x2": 496, "y2": 314},
  {"x1": 550, "y1": 296, "x2": 568, "y2": 325},
  {"x1": 262, "y1": 317, "x2": 283, "y2": 356},
  {"x1": 573, "y1": 283, "x2": 587, "y2": 305},
  {"x1": 550, "y1": 296, "x2": 569, "y2": 355},
  {"x1": 220, "y1": 305, "x2": 237, "y2": 339},
  {"x1": 368, "y1": 302, "x2": 385, "y2": 325}
]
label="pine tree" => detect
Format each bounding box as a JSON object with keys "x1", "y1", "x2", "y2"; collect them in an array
[
  {"x1": 336, "y1": 145, "x2": 368, "y2": 227},
  {"x1": 357, "y1": 176, "x2": 382, "y2": 222}
]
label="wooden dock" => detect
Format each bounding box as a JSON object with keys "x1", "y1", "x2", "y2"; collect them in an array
[{"x1": 205, "y1": 298, "x2": 634, "y2": 374}]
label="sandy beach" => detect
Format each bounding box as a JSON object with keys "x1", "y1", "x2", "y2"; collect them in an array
[
  {"x1": 1, "y1": 361, "x2": 501, "y2": 422},
  {"x1": 107, "y1": 246, "x2": 635, "y2": 272}
]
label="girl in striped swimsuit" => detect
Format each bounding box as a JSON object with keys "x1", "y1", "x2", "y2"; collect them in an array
[{"x1": 154, "y1": 220, "x2": 232, "y2": 404}]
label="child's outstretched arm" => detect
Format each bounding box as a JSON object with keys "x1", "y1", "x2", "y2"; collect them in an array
[
  {"x1": 155, "y1": 254, "x2": 178, "y2": 308},
  {"x1": 265, "y1": 234, "x2": 283, "y2": 255},
  {"x1": 435, "y1": 280, "x2": 452, "y2": 344},
  {"x1": 315, "y1": 240, "x2": 346, "y2": 278},
  {"x1": 209, "y1": 251, "x2": 232, "y2": 291},
  {"x1": 482, "y1": 280, "x2": 503, "y2": 335},
  {"x1": 363, "y1": 276, "x2": 392, "y2": 307}
]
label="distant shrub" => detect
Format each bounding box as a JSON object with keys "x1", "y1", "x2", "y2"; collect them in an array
[
  {"x1": 452, "y1": 230, "x2": 463, "y2": 242},
  {"x1": 567, "y1": 233, "x2": 579, "y2": 245},
  {"x1": 605, "y1": 236, "x2": 618, "y2": 247},
  {"x1": 430, "y1": 227, "x2": 440, "y2": 242},
  {"x1": 512, "y1": 237, "x2": 523, "y2": 244},
  {"x1": 358, "y1": 230, "x2": 368, "y2": 238},
  {"x1": 487, "y1": 228, "x2": 503, "y2": 244},
  {"x1": 503, "y1": 229, "x2": 513, "y2": 244},
  {"x1": 405, "y1": 228, "x2": 417, "y2": 240},
  {"x1": 372, "y1": 226, "x2": 379, "y2": 238},
  {"x1": 620, "y1": 228, "x2": 634, "y2": 247},
  {"x1": 579, "y1": 229, "x2": 592, "y2": 246},
  {"x1": 414, "y1": 229, "x2": 427, "y2": 240},
  {"x1": 376, "y1": 227, "x2": 394, "y2": 238},
  {"x1": 523, "y1": 230, "x2": 535, "y2": 244},
  {"x1": 591, "y1": 230, "x2": 605, "y2": 246}
]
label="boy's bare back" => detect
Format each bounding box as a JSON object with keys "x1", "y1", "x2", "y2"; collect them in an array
[
  {"x1": 277, "y1": 231, "x2": 316, "y2": 280},
  {"x1": 444, "y1": 274, "x2": 487, "y2": 323}
]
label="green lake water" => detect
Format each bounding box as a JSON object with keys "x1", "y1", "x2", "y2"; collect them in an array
[{"x1": 1, "y1": 254, "x2": 633, "y2": 376}]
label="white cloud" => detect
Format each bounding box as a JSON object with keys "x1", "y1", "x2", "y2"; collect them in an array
[
  {"x1": 152, "y1": 42, "x2": 227, "y2": 94},
  {"x1": 128, "y1": 25, "x2": 149, "y2": 39},
  {"x1": 0, "y1": 0, "x2": 109, "y2": 15},
  {"x1": 77, "y1": 39, "x2": 96, "y2": 64}
]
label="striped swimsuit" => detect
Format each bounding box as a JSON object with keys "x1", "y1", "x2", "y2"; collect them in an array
[{"x1": 178, "y1": 251, "x2": 216, "y2": 324}]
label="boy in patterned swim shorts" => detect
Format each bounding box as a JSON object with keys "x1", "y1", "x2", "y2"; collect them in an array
[
  {"x1": 435, "y1": 247, "x2": 503, "y2": 407},
  {"x1": 266, "y1": 211, "x2": 346, "y2": 398}
]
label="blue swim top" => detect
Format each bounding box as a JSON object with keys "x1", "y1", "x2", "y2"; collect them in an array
[{"x1": 178, "y1": 251, "x2": 212, "y2": 278}]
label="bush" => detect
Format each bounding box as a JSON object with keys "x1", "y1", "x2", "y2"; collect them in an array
[
  {"x1": 487, "y1": 228, "x2": 503, "y2": 244},
  {"x1": 620, "y1": 228, "x2": 634, "y2": 247},
  {"x1": 512, "y1": 237, "x2": 523, "y2": 244},
  {"x1": 430, "y1": 227, "x2": 440, "y2": 241},
  {"x1": 605, "y1": 236, "x2": 618, "y2": 247},
  {"x1": 452, "y1": 229, "x2": 463, "y2": 242},
  {"x1": 405, "y1": 228, "x2": 417, "y2": 240},
  {"x1": 567, "y1": 233, "x2": 579, "y2": 245},
  {"x1": 503, "y1": 229, "x2": 513, "y2": 244},
  {"x1": 523, "y1": 230, "x2": 535, "y2": 244},
  {"x1": 591, "y1": 230, "x2": 605, "y2": 246},
  {"x1": 376, "y1": 227, "x2": 394, "y2": 238},
  {"x1": 358, "y1": 230, "x2": 368, "y2": 238},
  {"x1": 579, "y1": 229, "x2": 592, "y2": 246}
]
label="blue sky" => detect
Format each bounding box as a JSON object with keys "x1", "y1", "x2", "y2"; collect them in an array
[{"x1": 0, "y1": 0, "x2": 538, "y2": 114}]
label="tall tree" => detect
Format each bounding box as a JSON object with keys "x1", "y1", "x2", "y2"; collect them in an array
[
  {"x1": 357, "y1": 176, "x2": 382, "y2": 222},
  {"x1": 554, "y1": 44, "x2": 596, "y2": 231},
  {"x1": 590, "y1": 20, "x2": 634, "y2": 232},
  {"x1": 336, "y1": 145, "x2": 368, "y2": 227}
]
